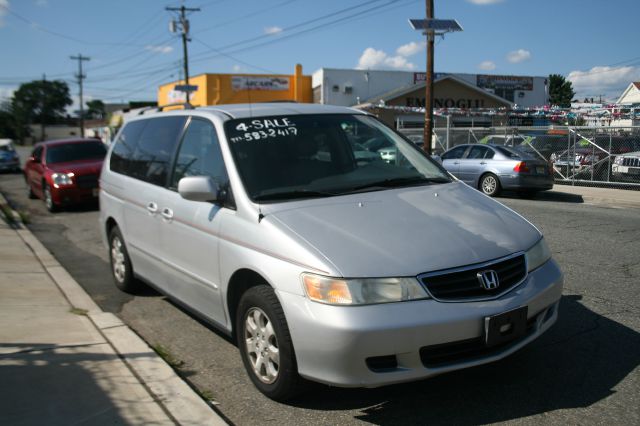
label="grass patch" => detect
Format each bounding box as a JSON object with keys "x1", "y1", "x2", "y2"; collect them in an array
[
  {"x1": 17, "y1": 210, "x2": 30, "y2": 224},
  {"x1": 0, "y1": 203, "x2": 14, "y2": 225},
  {"x1": 197, "y1": 389, "x2": 215, "y2": 401},
  {"x1": 151, "y1": 344, "x2": 185, "y2": 369},
  {"x1": 69, "y1": 307, "x2": 88, "y2": 316}
]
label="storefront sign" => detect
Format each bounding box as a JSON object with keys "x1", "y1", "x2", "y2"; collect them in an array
[
  {"x1": 232, "y1": 76, "x2": 290, "y2": 91},
  {"x1": 406, "y1": 97, "x2": 486, "y2": 108},
  {"x1": 413, "y1": 72, "x2": 448, "y2": 84},
  {"x1": 477, "y1": 74, "x2": 533, "y2": 91}
]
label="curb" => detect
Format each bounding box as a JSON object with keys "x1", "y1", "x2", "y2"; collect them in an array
[{"x1": 0, "y1": 192, "x2": 227, "y2": 426}]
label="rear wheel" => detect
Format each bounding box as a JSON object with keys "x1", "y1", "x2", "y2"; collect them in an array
[
  {"x1": 236, "y1": 285, "x2": 302, "y2": 401},
  {"x1": 108, "y1": 226, "x2": 140, "y2": 293},
  {"x1": 479, "y1": 173, "x2": 501, "y2": 197}
]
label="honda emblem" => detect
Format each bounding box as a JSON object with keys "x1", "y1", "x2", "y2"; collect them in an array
[{"x1": 477, "y1": 270, "x2": 500, "y2": 290}]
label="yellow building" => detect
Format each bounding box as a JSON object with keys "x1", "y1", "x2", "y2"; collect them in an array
[{"x1": 158, "y1": 64, "x2": 312, "y2": 108}]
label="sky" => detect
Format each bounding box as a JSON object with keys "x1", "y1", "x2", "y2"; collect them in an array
[{"x1": 1, "y1": 0, "x2": 639, "y2": 110}]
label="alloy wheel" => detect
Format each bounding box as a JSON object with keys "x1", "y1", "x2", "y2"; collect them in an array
[
  {"x1": 482, "y1": 175, "x2": 497, "y2": 195},
  {"x1": 111, "y1": 236, "x2": 126, "y2": 283},
  {"x1": 244, "y1": 307, "x2": 280, "y2": 384}
]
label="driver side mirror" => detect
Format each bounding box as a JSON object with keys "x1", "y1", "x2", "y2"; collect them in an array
[{"x1": 178, "y1": 176, "x2": 219, "y2": 202}]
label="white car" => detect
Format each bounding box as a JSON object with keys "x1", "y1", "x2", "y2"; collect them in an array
[{"x1": 99, "y1": 104, "x2": 563, "y2": 401}]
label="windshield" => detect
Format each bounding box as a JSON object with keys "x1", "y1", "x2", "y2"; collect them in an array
[
  {"x1": 225, "y1": 114, "x2": 450, "y2": 202},
  {"x1": 0, "y1": 144, "x2": 14, "y2": 152},
  {"x1": 46, "y1": 142, "x2": 107, "y2": 164}
]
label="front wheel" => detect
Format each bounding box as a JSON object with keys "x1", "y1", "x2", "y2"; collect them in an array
[
  {"x1": 43, "y1": 183, "x2": 58, "y2": 212},
  {"x1": 236, "y1": 285, "x2": 302, "y2": 401},
  {"x1": 479, "y1": 173, "x2": 501, "y2": 197}
]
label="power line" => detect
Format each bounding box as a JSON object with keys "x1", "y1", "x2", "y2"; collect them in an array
[
  {"x1": 166, "y1": 4, "x2": 200, "y2": 100},
  {"x1": 191, "y1": 38, "x2": 277, "y2": 73}
]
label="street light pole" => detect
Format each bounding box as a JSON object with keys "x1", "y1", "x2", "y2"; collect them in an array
[{"x1": 424, "y1": 0, "x2": 435, "y2": 155}]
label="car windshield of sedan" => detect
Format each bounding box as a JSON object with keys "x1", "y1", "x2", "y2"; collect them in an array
[
  {"x1": 46, "y1": 142, "x2": 107, "y2": 164},
  {"x1": 224, "y1": 114, "x2": 450, "y2": 202}
]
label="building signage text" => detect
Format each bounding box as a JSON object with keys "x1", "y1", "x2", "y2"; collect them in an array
[
  {"x1": 476, "y1": 74, "x2": 533, "y2": 91},
  {"x1": 406, "y1": 97, "x2": 486, "y2": 108},
  {"x1": 232, "y1": 76, "x2": 290, "y2": 91}
]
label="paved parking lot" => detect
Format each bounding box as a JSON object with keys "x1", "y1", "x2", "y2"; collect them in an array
[{"x1": 1, "y1": 164, "x2": 639, "y2": 425}]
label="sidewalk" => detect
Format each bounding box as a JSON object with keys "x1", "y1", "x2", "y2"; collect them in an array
[
  {"x1": 546, "y1": 184, "x2": 640, "y2": 209},
  {"x1": 0, "y1": 203, "x2": 225, "y2": 425}
]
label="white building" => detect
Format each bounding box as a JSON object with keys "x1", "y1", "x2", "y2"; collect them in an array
[
  {"x1": 616, "y1": 82, "x2": 640, "y2": 105},
  {"x1": 312, "y1": 68, "x2": 549, "y2": 108}
]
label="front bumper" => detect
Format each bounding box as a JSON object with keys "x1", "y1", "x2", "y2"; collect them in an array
[
  {"x1": 51, "y1": 185, "x2": 100, "y2": 205},
  {"x1": 612, "y1": 164, "x2": 640, "y2": 181},
  {"x1": 280, "y1": 258, "x2": 563, "y2": 388}
]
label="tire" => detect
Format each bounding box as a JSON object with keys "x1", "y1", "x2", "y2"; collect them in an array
[
  {"x1": 236, "y1": 285, "x2": 302, "y2": 401},
  {"x1": 43, "y1": 183, "x2": 58, "y2": 212},
  {"x1": 479, "y1": 173, "x2": 501, "y2": 197},
  {"x1": 108, "y1": 226, "x2": 140, "y2": 293},
  {"x1": 26, "y1": 178, "x2": 36, "y2": 199}
]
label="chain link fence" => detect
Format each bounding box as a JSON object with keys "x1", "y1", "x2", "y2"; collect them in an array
[{"x1": 398, "y1": 125, "x2": 640, "y2": 187}]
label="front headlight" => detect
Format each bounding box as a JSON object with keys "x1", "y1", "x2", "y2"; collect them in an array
[
  {"x1": 302, "y1": 273, "x2": 430, "y2": 305},
  {"x1": 51, "y1": 172, "x2": 74, "y2": 186},
  {"x1": 525, "y1": 238, "x2": 551, "y2": 272},
  {"x1": 614, "y1": 156, "x2": 623, "y2": 165}
]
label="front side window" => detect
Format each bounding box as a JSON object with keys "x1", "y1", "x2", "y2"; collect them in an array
[
  {"x1": 224, "y1": 114, "x2": 450, "y2": 202},
  {"x1": 171, "y1": 118, "x2": 227, "y2": 188},
  {"x1": 110, "y1": 120, "x2": 147, "y2": 175},
  {"x1": 442, "y1": 145, "x2": 467, "y2": 160},
  {"x1": 46, "y1": 141, "x2": 106, "y2": 164}
]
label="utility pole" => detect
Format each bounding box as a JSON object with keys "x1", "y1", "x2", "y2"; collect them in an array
[
  {"x1": 70, "y1": 54, "x2": 90, "y2": 137},
  {"x1": 40, "y1": 74, "x2": 46, "y2": 141},
  {"x1": 166, "y1": 5, "x2": 200, "y2": 100},
  {"x1": 424, "y1": 0, "x2": 435, "y2": 156}
]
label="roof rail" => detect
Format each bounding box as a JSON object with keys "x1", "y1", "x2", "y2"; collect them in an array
[{"x1": 155, "y1": 102, "x2": 195, "y2": 112}]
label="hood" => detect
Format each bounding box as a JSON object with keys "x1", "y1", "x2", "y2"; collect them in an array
[
  {"x1": 264, "y1": 182, "x2": 541, "y2": 277},
  {"x1": 47, "y1": 159, "x2": 103, "y2": 175}
]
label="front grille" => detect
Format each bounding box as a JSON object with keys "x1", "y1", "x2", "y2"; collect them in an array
[
  {"x1": 419, "y1": 254, "x2": 526, "y2": 301},
  {"x1": 622, "y1": 157, "x2": 640, "y2": 167},
  {"x1": 75, "y1": 174, "x2": 99, "y2": 189}
]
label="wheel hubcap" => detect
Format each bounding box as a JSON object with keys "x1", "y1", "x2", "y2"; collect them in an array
[
  {"x1": 44, "y1": 187, "x2": 52, "y2": 209},
  {"x1": 482, "y1": 176, "x2": 497, "y2": 194},
  {"x1": 111, "y1": 236, "x2": 126, "y2": 283},
  {"x1": 244, "y1": 307, "x2": 279, "y2": 384}
]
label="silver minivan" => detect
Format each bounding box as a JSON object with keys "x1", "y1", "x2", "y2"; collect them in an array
[{"x1": 99, "y1": 104, "x2": 563, "y2": 401}]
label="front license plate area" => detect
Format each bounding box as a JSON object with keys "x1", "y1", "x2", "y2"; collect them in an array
[{"x1": 484, "y1": 306, "x2": 528, "y2": 347}]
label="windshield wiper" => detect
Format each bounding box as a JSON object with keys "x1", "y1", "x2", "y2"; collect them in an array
[
  {"x1": 346, "y1": 176, "x2": 448, "y2": 192},
  {"x1": 253, "y1": 189, "x2": 337, "y2": 201}
]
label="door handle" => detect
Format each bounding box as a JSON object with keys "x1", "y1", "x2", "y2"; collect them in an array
[
  {"x1": 161, "y1": 207, "x2": 174, "y2": 221},
  {"x1": 146, "y1": 202, "x2": 158, "y2": 214},
  {"x1": 453, "y1": 161, "x2": 460, "y2": 165},
  {"x1": 480, "y1": 161, "x2": 487, "y2": 165}
]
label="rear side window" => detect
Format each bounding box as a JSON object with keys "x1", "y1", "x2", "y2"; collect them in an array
[
  {"x1": 110, "y1": 116, "x2": 187, "y2": 186},
  {"x1": 110, "y1": 120, "x2": 147, "y2": 175}
]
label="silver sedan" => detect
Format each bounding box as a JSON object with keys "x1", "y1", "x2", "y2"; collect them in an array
[{"x1": 440, "y1": 144, "x2": 554, "y2": 196}]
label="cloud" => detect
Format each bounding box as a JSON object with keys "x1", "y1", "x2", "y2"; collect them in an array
[
  {"x1": 506, "y1": 49, "x2": 531, "y2": 63},
  {"x1": 0, "y1": 86, "x2": 16, "y2": 102},
  {"x1": 145, "y1": 45, "x2": 173, "y2": 54},
  {"x1": 264, "y1": 26, "x2": 282, "y2": 35},
  {"x1": 232, "y1": 65, "x2": 245, "y2": 72},
  {"x1": 568, "y1": 65, "x2": 640, "y2": 98},
  {"x1": 467, "y1": 0, "x2": 505, "y2": 4},
  {"x1": 356, "y1": 47, "x2": 416, "y2": 71},
  {"x1": 0, "y1": 0, "x2": 9, "y2": 27},
  {"x1": 396, "y1": 41, "x2": 425, "y2": 57},
  {"x1": 478, "y1": 60, "x2": 496, "y2": 71}
]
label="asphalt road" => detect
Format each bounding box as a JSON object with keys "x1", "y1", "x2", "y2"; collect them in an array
[{"x1": 1, "y1": 152, "x2": 639, "y2": 425}]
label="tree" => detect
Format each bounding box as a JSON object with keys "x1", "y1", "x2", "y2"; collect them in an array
[
  {"x1": 85, "y1": 99, "x2": 105, "y2": 119},
  {"x1": 0, "y1": 101, "x2": 17, "y2": 139},
  {"x1": 548, "y1": 74, "x2": 575, "y2": 108},
  {"x1": 10, "y1": 80, "x2": 72, "y2": 142}
]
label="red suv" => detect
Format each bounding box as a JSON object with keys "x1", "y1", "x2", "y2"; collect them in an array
[{"x1": 24, "y1": 139, "x2": 107, "y2": 212}]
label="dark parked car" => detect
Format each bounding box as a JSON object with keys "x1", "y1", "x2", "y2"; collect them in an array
[
  {"x1": 0, "y1": 139, "x2": 21, "y2": 172},
  {"x1": 441, "y1": 144, "x2": 553, "y2": 196},
  {"x1": 24, "y1": 139, "x2": 107, "y2": 211}
]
